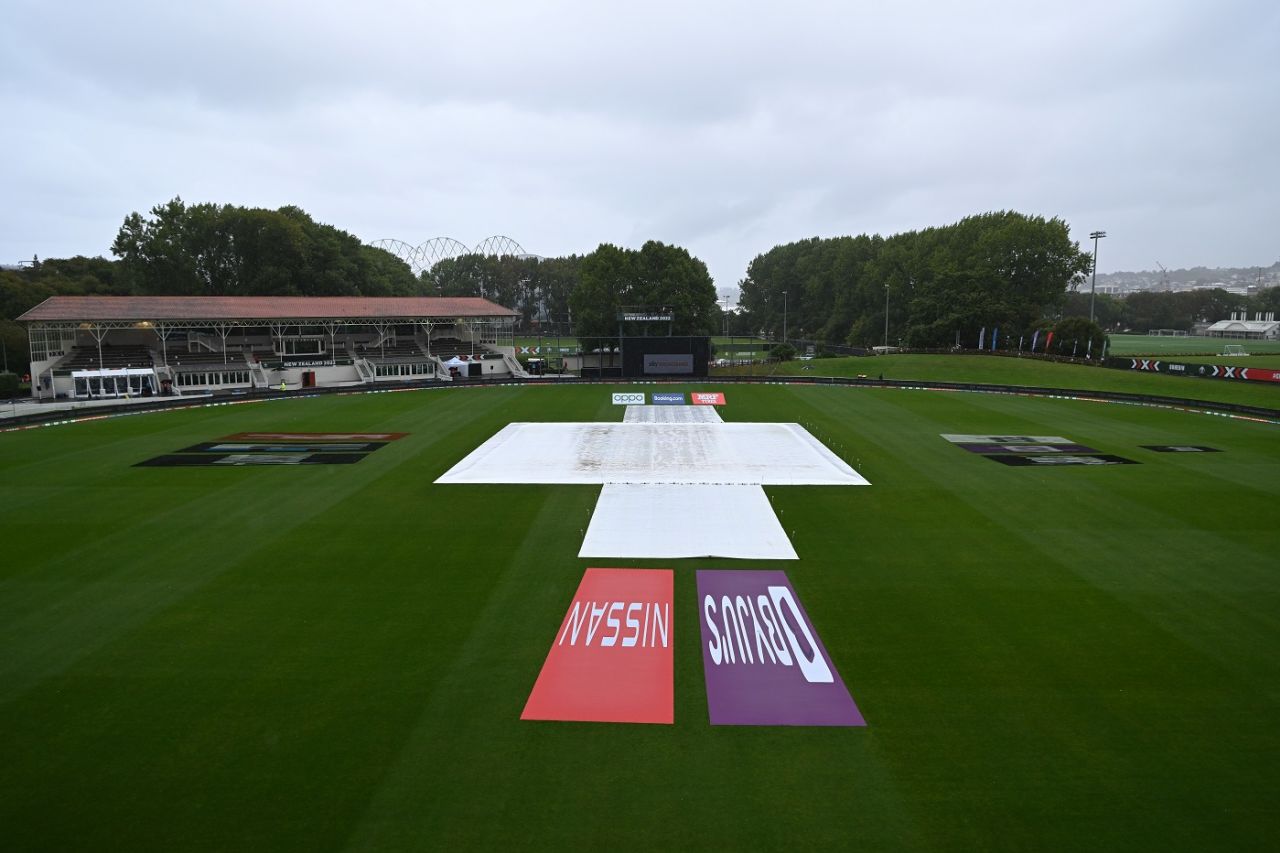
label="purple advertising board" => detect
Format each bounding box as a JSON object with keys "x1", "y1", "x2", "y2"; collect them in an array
[{"x1": 696, "y1": 570, "x2": 865, "y2": 726}]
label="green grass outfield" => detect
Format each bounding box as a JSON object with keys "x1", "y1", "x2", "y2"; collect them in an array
[
  {"x1": 2, "y1": 382, "x2": 1278, "y2": 850},
  {"x1": 720, "y1": 353, "x2": 1280, "y2": 410}
]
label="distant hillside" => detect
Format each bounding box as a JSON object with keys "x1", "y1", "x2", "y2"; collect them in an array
[{"x1": 1095, "y1": 261, "x2": 1279, "y2": 293}]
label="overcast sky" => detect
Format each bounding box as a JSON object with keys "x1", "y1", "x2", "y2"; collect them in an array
[{"x1": 3, "y1": 0, "x2": 1277, "y2": 294}]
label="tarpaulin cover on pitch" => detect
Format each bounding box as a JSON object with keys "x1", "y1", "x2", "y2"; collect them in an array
[
  {"x1": 623, "y1": 405, "x2": 723, "y2": 423},
  {"x1": 579, "y1": 484, "x2": 798, "y2": 560},
  {"x1": 435, "y1": 422, "x2": 869, "y2": 486}
]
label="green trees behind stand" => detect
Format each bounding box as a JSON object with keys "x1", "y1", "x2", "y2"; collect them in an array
[
  {"x1": 111, "y1": 198, "x2": 420, "y2": 298},
  {"x1": 570, "y1": 241, "x2": 720, "y2": 344},
  {"x1": 738, "y1": 211, "x2": 1093, "y2": 348}
]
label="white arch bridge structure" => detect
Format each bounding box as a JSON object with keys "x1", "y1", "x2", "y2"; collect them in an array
[{"x1": 369, "y1": 236, "x2": 532, "y2": 277}]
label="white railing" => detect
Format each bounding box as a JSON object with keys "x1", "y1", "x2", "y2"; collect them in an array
[{"x1": 353, "y1": 357, "x2": 376, "y2": 384}]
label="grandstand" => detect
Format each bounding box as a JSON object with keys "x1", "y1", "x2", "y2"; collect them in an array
[{"x1": 19, "y1": 296, "x2": 523, "y2": 400}]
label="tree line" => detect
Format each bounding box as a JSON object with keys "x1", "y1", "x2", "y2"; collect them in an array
[
  {"x1": 738, "y1": 211, "x2": 1095, "y2": 349},
  {"x1": 111, "y1": 199, "x2": 421, "y2": 297},
  {"x1": 4, "y1": 199, "x2": 1277, "y2": 381}
]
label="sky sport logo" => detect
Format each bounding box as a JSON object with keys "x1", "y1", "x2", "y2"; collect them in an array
[{"x1": 521, "y1": 568, "x2": 863, "y2": 728}]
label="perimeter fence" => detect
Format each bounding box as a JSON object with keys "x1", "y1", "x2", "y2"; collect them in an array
[{"x1": 5, "y1": 372, "x2": 1278, "y2": 430}]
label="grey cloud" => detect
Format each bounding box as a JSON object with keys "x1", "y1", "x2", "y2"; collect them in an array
[{"x1": 3, "y1": 0, "x2": 1278, "y2": 288}]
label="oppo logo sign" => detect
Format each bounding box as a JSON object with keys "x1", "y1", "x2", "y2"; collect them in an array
[{"x1": 611, "y1": 392, "x2": 646, "y2": 405}]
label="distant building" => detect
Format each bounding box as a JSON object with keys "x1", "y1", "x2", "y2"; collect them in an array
[{"x1": 1205, "y1": 311, "x2": 1279, "y2": 340}]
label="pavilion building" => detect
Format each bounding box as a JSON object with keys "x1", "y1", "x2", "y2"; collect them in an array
[{"x1": 19, "y1": 295, "x2": 523, "y2": 400}]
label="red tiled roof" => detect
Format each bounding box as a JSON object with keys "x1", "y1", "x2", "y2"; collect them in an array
[{"x1": 18, "y1": 295, "x2": 518, "y2": 323}]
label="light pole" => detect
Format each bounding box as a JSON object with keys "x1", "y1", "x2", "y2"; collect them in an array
[
  {"x1": 782, "y1": 290, "x2": 788, "y2": 344},
  {"x1": 1088, "y1": 230, "x2": 1107, "y2": 323},
  {"x1": 884, "y1": 284, "x2": 890, "y2": 349}
]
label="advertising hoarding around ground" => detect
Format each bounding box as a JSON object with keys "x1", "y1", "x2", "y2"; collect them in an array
[
  {"x1": 619, "y1": 336, "x2": 710, "y2": 378},
  {"x1": 643, "y1": 354, "x2": 693, "y2": 374}
]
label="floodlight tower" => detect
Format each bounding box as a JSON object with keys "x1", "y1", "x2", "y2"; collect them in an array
[
  {"x1": 1088, "y1": 230, "x2": 1107, "y2": 323},
  {"x1": 782, "y1": 291, "x2": 788, "y2": 343},
  {"x1": 884, "y1": 284, "x2": 890, "y2": 348}
]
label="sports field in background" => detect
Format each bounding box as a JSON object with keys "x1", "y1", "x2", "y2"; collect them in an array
[
  {"x1": 1107, "y1": 333, "x2": 1280, "y2": 356},
  {"x1": 719, "y1": 353, "x2": 1280, "y2": 410},
  {"x1": 2, "y1": 378, "x2": 1278, "y2": 850}
]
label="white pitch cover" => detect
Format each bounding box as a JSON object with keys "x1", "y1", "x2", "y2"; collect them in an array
[
  {"x1": 623, "y1": 405, "x2": 723, "y2": 423},
  {"x1": 434, "y1": 422, "x2": 870, "y2": 486},
  {"x1": 579, "y1": 484, "x2": 798, "y2": 560}
]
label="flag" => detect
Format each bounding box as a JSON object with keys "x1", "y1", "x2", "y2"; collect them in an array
[
  {"x1": 1087, "y1": 337, "x2": 1093, "y2": 358},
  {"x1": 1045, "y1": 331, "x2": 1054, "y2": 352},
  {"x1": 1018, "y1": 335, "x2": 1024, "y2": 352},
  {"x1": 1101, "y1": 338, "x2": 1108, "y2": 360},
  {"x1": 991, "y1": 327, "x2": 999, "y2": 351},
  {"x1": 1031, "y1": 330, "x2": 1040, "y2": 352},
  {"x1": 978, "y1": 327, "x2": 985, "y2": 350},
  {"x1": 1072, "y1": 339, "x2": 1078, "y2": 357}
]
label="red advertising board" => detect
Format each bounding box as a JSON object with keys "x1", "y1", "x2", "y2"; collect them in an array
[
  {"x1": 690, "y1": 392, "x2": 726, "y2": 406},
  {"x1": 1240, "y1": 367, "x2": 1280, "y2": 383},
  {"x1": 521, "y1": 568, "x2": 674, "y2": 724},
  {"x1": 1122, "y1": 361, "x2": 1280, "y2": 383}
]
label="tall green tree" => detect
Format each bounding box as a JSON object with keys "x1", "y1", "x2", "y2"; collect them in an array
[
  {"x1": 899, "y1": 212, "x2": 1092, "y2": 346},
  {"x1": 739, "y1": 211, "x2": 1091, "y2": 348},
  {"x1": 0, "y1": 258, "x2": 127, "y2": 377},
  {"x1": 111, "y1": 198, "x2": 418, "y2": 297},
  {"x1": 1249, "y1": 285, "x2": 1280, "y2": 315},
  {"x1": 570, "y1": 241, "x2": 718, "y2": 344},
  {"x1": 429, "y1": 253, "x2": 583, "y2": 330},
  {"x1": 1052, "y1": 316, "x2": 1107, "y2": 357}
]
